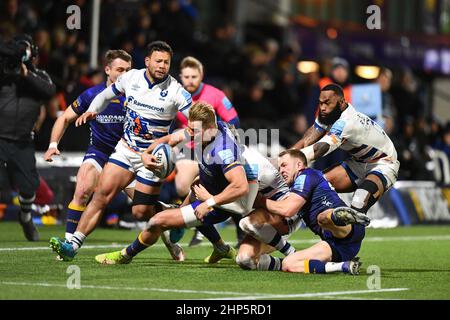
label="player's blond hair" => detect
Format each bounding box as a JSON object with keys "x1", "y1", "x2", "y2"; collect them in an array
[
  {"x1": 188, "y1": 102, "x2": 217, "y2": 128},
  {"x1": 180, "y1": 56, "x2": 204, "y2": 75}
]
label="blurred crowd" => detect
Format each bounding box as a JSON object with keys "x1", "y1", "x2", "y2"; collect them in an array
[{"x1": 1, "y1": 0, "x2": 450, "y2": 183}]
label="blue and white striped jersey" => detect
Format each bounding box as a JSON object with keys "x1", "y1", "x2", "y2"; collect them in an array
[
  {"x1": 241, "y1": 146, "x2": 290, "y2": 201},
  {"x1": 315, "y1": 104, "x2": 397, "y2": 163},
  {"x1": 112, "y1": 68, "x2": 191, "y2": 151}
]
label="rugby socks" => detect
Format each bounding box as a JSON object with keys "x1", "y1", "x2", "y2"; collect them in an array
[
  {"x1": 257, "y1": 254, "x2": 283, "y2": 271},
  {"x1": 240, "y1": 219, "x2": 295, "y2": 256},
  {"x1": 65, "y1": 202, "x2": 86, "y2": 241},
  {"x1": 195, "y1": 225, "x2": 230, "y2": 254},
  {"x1": 325, "y1": 262, "x2": 346, "y2": 273},
  {"x1": 124, "y1": 232, "x2": 150, "y2": 258},
  {"x1": 258, "y1": 223, "x2": 295, "y2": 256},
  {"x1": 70, "y1": 231, "x2": 86, "y2": 251},
  {"x1": 304, "y1": 259, "x2": 345, "y2": 274},
  {"x1": 196, "y1": 225, "x2": 221, "y2": 243},
  {"x1": 18, "y1": 194, "x2": 35, "y2": 222},
  {"x1": 268, "y1": 231, "x2": 296, "y2": 256}
]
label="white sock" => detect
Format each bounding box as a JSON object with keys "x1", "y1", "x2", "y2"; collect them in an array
[
  {"x1": 65, "y1": 232, "x2": 73, "y2": 242},
  {"x1": 70, "y1": 231, "x2": 86, "y2": 251},
  {"x1": 325, "y1": 262, "x2": 345, "y2": 273}
]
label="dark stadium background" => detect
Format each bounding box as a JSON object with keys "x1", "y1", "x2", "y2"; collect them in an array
[{"x1": 1, "y1": 0, "x2": 450, "y2": 226}]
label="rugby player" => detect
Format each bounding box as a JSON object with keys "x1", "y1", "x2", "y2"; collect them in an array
[
  {"x1": 253, "y1": 149, "x2": 363, "y2": 275},
  {"x1": 168, "y1": 56, "x2": 242, "y2": 247},
  {"x1": 93, "y1": 102, "x2": 255, "y2": 264},
  {"x1": 293, "y1": 84, "x2": 400, "y2": 226},
  {"x1": 44, "y1": 50, "x2": 132, "y2": 243},
  {"x1": 49, "y1": 41, "x2": 191, "y2": 261}
]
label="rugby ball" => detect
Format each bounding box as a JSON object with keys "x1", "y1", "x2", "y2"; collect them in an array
[{"x1": 151, "y1": 143, "x2": 175, "y2": 179}]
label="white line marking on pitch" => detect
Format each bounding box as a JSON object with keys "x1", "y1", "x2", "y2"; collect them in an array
[
  {"x1": 206, "y1": 288, "x2": 410, "y2": 300},
  {"x1": 1, "y1": 234, "x2": 449, "y2": 252},
  {"x1": 0, "y1": 281, "x2": 409, "y2": 300},
  {"x1": 0, "y1": 281, "x2": 261, "y2": 296}
]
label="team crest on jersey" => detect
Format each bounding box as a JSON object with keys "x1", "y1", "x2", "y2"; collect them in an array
[{"x1": 160, "y1": 90, "x2": 168, "y2": 97}]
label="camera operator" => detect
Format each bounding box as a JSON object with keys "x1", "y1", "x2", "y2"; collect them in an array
[{"x1": 0, "y1": 34, "x2": 56, "y2": 241}]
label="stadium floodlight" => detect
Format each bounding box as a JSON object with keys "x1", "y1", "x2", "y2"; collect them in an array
[
  {"x1": 355, "y1": 65, "x2": 380, "y2": 79},
  {"x1": 297, "y1": 61, "x2": 320, "y2": 74}
]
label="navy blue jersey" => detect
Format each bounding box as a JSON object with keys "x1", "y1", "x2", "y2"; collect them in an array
[
  {"x1": 70, "y1": 83, "x2": 126, "y2": 154},
  {"x1": 290, "y1": 168, "x2": 346, "y2": 237},
  {"x1": 197, "y1": 121, "x2": 243, "y2": 195}
]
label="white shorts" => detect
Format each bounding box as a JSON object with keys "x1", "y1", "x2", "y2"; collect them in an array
[
  {"x1": 342, "y1": 158, "x2": 400, "y2": 190},
  {"x1": 108, "y1": 140, "x2": 162, "y2": 186}
]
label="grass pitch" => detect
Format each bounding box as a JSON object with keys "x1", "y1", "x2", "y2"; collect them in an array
[{"x1": 0, "y1": 222, "x2": 449, "y2": 300}]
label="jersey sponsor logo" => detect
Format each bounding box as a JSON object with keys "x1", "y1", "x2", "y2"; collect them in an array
[
  {"x1": 127, "y1": 96, "x2": 165, "y2": 112},
  {"x1": 95, "y1": 114, "x2": 126, "y2": 124},
  {"x1": 222, "y1": 96, "x2": 233, "y2": 110},
  {"x1": 84, "y1": 152, "x2": 97, "y2": 157},
  {"x1": 293, "y1": 174, "x2": 306, "y2": 192},
  {"x1": 218, "y1": 149, "x2": 235, "y2": 165},
  {"x1": 71, "y1": 98, "x2": 81, "y2": 112},
  {"x1": 181, "y1": 88, "x2": 192, "y2": 104},
  {"x1": 244, "y1": 164, "x2": 259, "y2": 181},
  {"x1": 160, "y1": 89, "x2": 168, "y2": 97},
  {"x1": 329, "y1": 119, "x2": 346, "y2": 138}
]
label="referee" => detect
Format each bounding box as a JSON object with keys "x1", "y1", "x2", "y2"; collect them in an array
[{"x1": 0, "y1": 34, "x2": 56, "y2": 241}]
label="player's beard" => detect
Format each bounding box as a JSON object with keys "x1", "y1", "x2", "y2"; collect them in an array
[
  {"x1": 150, "y1": 68, "x2": 167, "y2": 81},
  {"x1": 318, "y1": 102, "x2": 343, "y2": 126}
]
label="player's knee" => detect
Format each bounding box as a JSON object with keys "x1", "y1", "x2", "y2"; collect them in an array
[
  {"x1": 239, "y1": 216, "x2": 259, "y2": 235},
  {"x1": 132, "y1": 205, "x2": 154, "y2": 221},
  {"x1": 236, "y1": 253, "x2": 256, "y2": 270},
  {"x1": 147, "y1": 213, "x2": 167, "y2": 229},
  {"x1": 239, "y1": 217, "x2": 251, "y2": 233},
  {"x1": 175, "y1": 181, "x2": 190, "y2": 198}
]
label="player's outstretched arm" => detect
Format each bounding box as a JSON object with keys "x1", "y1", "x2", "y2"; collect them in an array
[
  {"x1": 291, "y1": 124, "x2": 326, "y2": 150},
  {"x1": 44, "y1": 107, "x2": 79, "y2": 162},
  {"x1": 75, "y1": 85, "x2": 118, "y2": 127}
]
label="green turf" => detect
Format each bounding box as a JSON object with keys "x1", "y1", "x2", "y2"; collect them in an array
[{"x1": 0, "y1": 222, "x2": 449, "y2": 300}]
